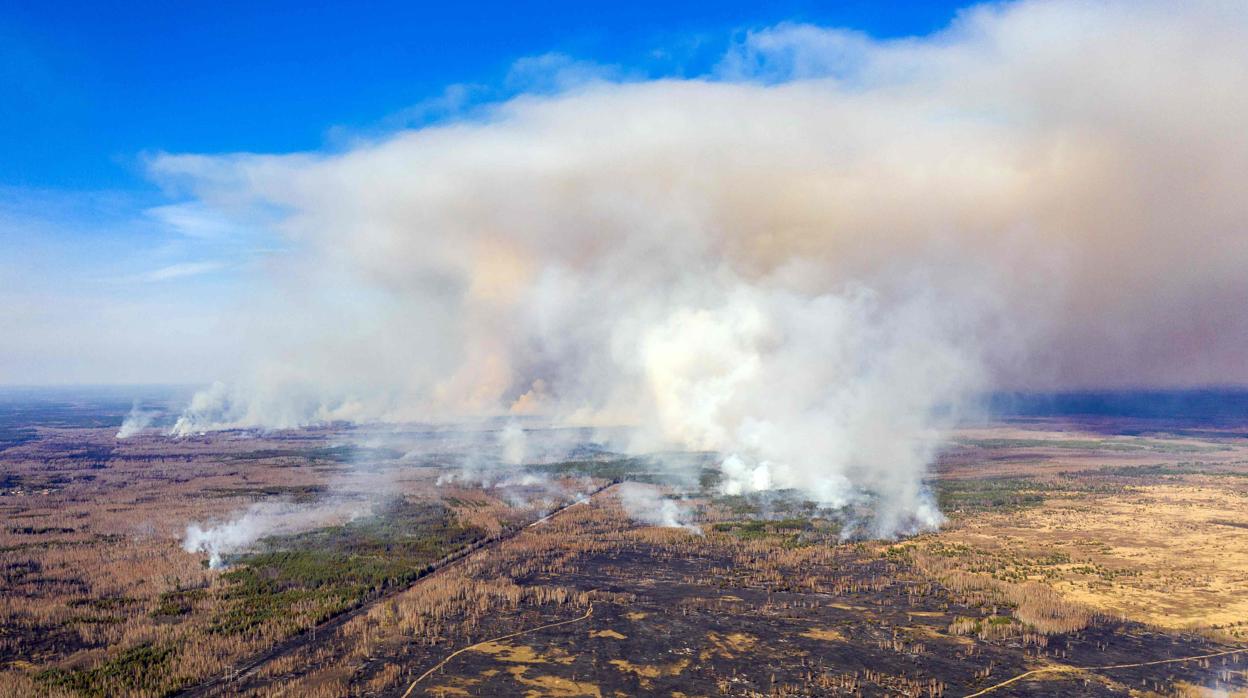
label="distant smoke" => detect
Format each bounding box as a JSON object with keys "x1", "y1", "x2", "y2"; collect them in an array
[
  {"x1": 616, "y1": 482, "x2": 701, "y2": 534},
  {"x1": 156, "y1": 0, "x2": 1248, "y2": 535},
  {"x1": 116, "y1": 405, "x2": 159, "y2": 439},
  {"x1": 499, "y1": 422, "x2": 527, "y2": 465}
]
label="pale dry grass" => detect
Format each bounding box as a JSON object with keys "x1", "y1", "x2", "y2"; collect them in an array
[{"x1": 930, "y1": 482, "x2": 1248, "y2": 634}]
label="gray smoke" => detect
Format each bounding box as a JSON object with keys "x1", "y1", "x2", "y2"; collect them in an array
[{"x1": 157, "y1": 0, "x2": 1248, "y2": 536}]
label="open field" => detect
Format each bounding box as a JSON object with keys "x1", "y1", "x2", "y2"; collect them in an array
[{"x1": 3, "y1": 392, "x2": 1248, "y2": 696}]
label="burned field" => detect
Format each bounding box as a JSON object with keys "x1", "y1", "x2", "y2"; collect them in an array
[
  {"x1": 2, "y1": 393, "x2": 1248, "y2": 696},
  {"x1": 206, "y1": 489, "x2": 1248, "y2": 697}
]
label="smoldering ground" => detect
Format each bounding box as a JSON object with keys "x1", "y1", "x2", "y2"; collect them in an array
[
  {"x1": 183, "y1": 499, "x2": 371, "y2": 569},
  {"x1": 160, "y1": 0, "x2": 1248, "y2": 536},
  {"x1": 178, "y1": 422, "x2": 619, "y2": 565},
  {"x1": 615, "y1": 482, "x2": 702, "y2": 534}
]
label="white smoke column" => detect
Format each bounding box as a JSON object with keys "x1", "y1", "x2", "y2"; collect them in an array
[
  {"x1": 499, "y1": 422, "x2": 527, "y2": 465},
  {"x1": 116, "y1": 405, "x2": 158, "y2": 439},
  {"x1": 616, "y1": 482, "x2": 701, "y2": 534},
  {"x1": 182, "y1": 500, "x2": 369, "y2": 569},
  {"x1": 639, "y1": 284, "x2": 979, "y2": 535},
  {"x1": 154, "y1": 1, "x2": 1248, "y2": 536}
]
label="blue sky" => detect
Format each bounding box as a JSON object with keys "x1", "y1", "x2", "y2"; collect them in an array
[
  {"x1": 1, "y1": 0, "x2": 969, "y2": 385},
  {"x1": 2, "y1": 1, "x2": 963, "y2": 189},
  {"x1": 0, "y1": 1, "x2": 968, "y2": 384}
]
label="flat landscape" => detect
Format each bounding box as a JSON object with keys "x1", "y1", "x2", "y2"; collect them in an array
[
  {"x1": 0, "y1": 391, "x2": 1245, "y2": 697},
  {"x1": 7, "y1": 1, "x2": 1248, "y2": 696}
]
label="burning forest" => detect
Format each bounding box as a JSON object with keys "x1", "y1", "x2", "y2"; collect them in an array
[{"x1": 4, "y1": 0, "x2": 1248, "y2": 695}]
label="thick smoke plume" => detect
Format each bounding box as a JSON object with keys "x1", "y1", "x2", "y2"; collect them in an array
[{"x1": 157, "y1": 1, "x2": 1248, "y2": 536}]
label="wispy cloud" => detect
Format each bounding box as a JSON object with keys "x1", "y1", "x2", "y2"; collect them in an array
[
  {"x1": 715, "y1": 23, "x2": 874, "y2": 83},
  {"x1": 328, "y1": 53, "x2": 631, "y2": 144},
  {"x1": 145, "y1": 202, "x2": 242, "y2": 239},
  {"x1": 504, "y1": 52, "x2": 623, "y2": 94},
  {"x1": 136, "y1": 261, "x2": 227, "y2": 283}
]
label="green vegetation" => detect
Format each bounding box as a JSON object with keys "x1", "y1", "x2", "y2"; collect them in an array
[
  {"x1": 24, "y1": 498, "x2": 488, "y2": 696},
  {"x1": 711, "y1": 491, "x2": 822, "y2": 517},
  {"x1": 713, "y1": 494, "x2": 760, "y2": 516},
  {"x1": 957, "y1": 438, "x2": 1125, "y2": 450},
  {"x1": 304, "y1": 444, "x2": 406, "y2": 463},
  {"x1": 529, "y1": 457, "x2": 662, "y2": 483},
  {"x1": 226, "y1": 444, "x2": 405, "y2": 464},
  {"x1": 883, "y1": 544, "x2": 915, "y2": 562},
  {"x1": 1086, "y1": 462, "x2": 1209, "y2": 478},
  {"x1": 772, "y1": 517, "x2": 811, "y2": 531},
  {"x1": 528, "y1": 453, "x2": 721, "y2": 487},
  {"x1": 729, "y1": 520, "x2": 770, "y2": 540},
  {"x1": 200, "y1": 484, "x2": 328, "y2": 503},
  {"x1": 713, "y1": 517, "x2": 829, "y2": 547},
  {"x1": 37, "y1": 643, "x2": 174, "y2": 698},
  {"x1": 925, "y1": 541, "x2": 973, "y2": 558},
  {"x1": 210, "y1": 498, "x2": 482, "y2": 635},
  {"x1": 935, "y1": 478, "x2": 1047, "y2": 514},
  {"x1": 921, "y1": 540, "x2": 1083, "y2": 583},
  {"x1": 153, "y1": 588, "x2": 207, "y2": 617},
  {"x1": 956, "y1": 437, "x2": 1227, "y2": 453},
  {"x1": 68, "y1": 596, "x2": 138, "y2": 611}
]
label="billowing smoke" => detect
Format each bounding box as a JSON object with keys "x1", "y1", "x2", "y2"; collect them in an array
[
  {"x1": 156, "y1": 0, "x2": 1248, "y2": 536},
  {"x1": 616, "y1": 482, "x2": 701, "y2": 534},
  {"x1": 641, "y1": 285, "x2": 979, "y2": 535}
]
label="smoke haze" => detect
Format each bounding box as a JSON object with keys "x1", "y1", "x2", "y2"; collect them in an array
[
  {"x1": 155, "y1": 0, "x2": 1248, "y2": 535},
  {"x1": 617, "y1": 482, "x2": 702, "y2": 534},
  {"x1": 116, "y1": 405, "x2": 159, "y2": 439}
]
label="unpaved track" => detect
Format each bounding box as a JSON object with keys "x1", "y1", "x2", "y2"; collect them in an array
[
  {"x1": 174, "y1": 482, "x2": 617, "y2": 698},
  {"x1": 399, "y1": 603, "x2": 595, "y2": 698},
  {"x1": 962, "y1": 646, "x2": 1246, "y2": 697}
]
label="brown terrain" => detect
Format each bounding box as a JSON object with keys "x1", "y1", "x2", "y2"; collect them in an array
[{"x1": 2, "y1": 393, "x2": 1248, "y2": 697}]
